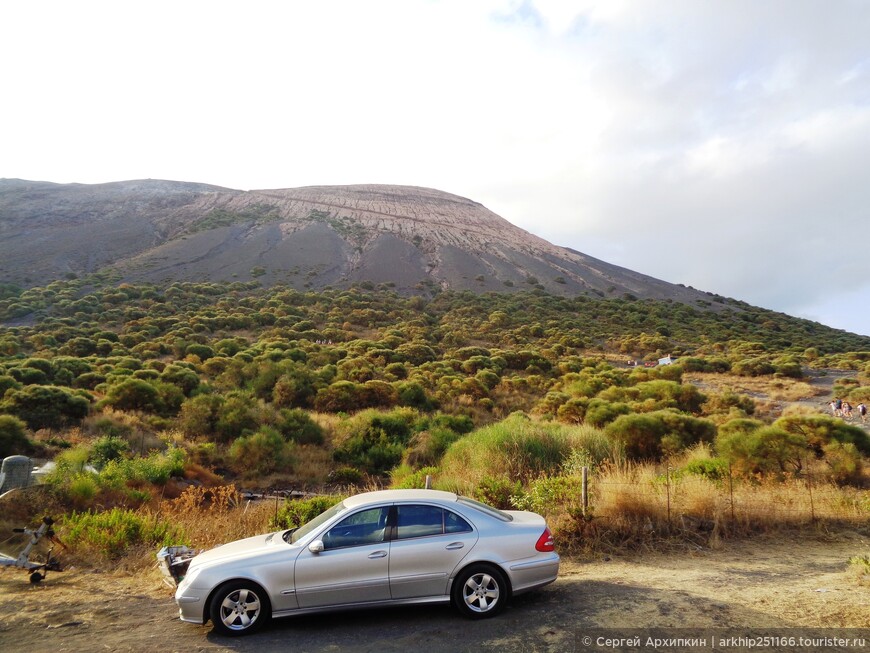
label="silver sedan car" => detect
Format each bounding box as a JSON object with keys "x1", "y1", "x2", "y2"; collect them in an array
[{"x1": 173, "y1": 489, "x2": 560, "y2": 636}]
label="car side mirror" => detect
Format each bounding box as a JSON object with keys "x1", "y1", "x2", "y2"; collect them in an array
[{"x1": 308, "y1": 540, "x2": 324, "y2": 554}]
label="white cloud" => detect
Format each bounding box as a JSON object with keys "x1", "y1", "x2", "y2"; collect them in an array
[{"x1": 1, "y1": 0, "x2": 869, "y2": 336}]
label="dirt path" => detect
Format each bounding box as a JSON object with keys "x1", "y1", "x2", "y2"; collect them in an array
[{"x1": 0, "y1": 531, "x2": 866, "y2": 652}]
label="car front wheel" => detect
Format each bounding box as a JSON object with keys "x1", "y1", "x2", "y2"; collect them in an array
[
  {"x1": 452, "y1": 564, "x2": 508, "y2": 619},
  {"x1": 209, "y1": 580, "x2": 271, "y2": 636}
]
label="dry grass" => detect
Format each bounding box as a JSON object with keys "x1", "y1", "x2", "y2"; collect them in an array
[
  {"x1": 685, "y1": 372, "x2": 822, "y2": 403},
  {"x1": 152, "y1": 485, "x2": 276, "y2": 551},
  {"x1": 553, "y1": 458, "x2": 869, "y2": 553}
]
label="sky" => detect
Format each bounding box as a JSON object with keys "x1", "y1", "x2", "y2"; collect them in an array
[{"x1": 2, "y1": 1, "x2": 869, "y2": 336}]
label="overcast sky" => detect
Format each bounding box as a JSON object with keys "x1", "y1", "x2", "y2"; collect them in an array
[{"x1": 2, "y1": 1, "x2": 869, "y2": 336}]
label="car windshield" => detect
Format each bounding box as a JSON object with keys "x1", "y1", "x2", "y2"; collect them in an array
[
  {"x1": 285, "y1": 500, "x2": 347, "y2": 544},
  {"x1": 457, "y1": 496, "x2": 513, "y2": 522}
]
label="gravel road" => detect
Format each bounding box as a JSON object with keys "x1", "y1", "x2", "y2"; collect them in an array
[{"x1": 1, "y1": 532, "x2": 867, "y2": 653}]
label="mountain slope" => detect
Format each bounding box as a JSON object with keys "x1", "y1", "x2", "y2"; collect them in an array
[{"x1": 0, "y1": 178, "x2": 707, "y2": 302}]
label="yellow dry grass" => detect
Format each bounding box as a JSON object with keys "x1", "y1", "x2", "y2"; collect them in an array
[
  {"x1": 685, "y1": 372, "x2": 821, "y2": 403},
  {"x1": 557, "y1": 459, "x2": 869, "y2": 552}
]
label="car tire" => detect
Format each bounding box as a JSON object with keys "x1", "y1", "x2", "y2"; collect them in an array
[
  {"x1": 209, "y1": 580, "x2": 271, "y2": 637},
  {"x1": 452, "y1": 564, "x2": 509, "y2": 619}
]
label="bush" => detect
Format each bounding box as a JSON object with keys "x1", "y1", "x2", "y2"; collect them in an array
[
  {"x1": 100, "y1": 449, "x2": 186, "y2": 486},
  {"x1": 404, "y1": 427, "x2": 462, "y2": 467},
  {"x1": 61, "y1": 508, "x2": 187, "y2": 559},
  {"x1": 438, "y1": 415, "x2": 587, "y2": 491},
  {"x1": 512, "y1": 475, "x2": 585, "y2": 518},
  {"x1": 717, "y1": 426, "x2": 807, "y2": 476},
  {"x1": 1, "y1": 385, "x2": 89, "y2": 429},
  {"x1": 584, "y1": 399, "x2": 630, "y2": 427},
  {"x1": 229, "y1": 427, "x2": 295, "y2": 477},
  {"x1": 101, "y1": 378, "x2": 164, "y2": 413},
  {"x1": 731, "y1": 357, "x2": 776, "y2": 377},
  {"x1": 178, "y1": 394, "x2": 224, "y2": 438},
  {"x1": 0, "y1": 414, "x2": 29, "y2": 458},
  {"x1": 329, "y1": 466, "x2": 364, "y2": 485},
  {"x1": 333, "y1": 408, "x2": 419, "y2": 475},
  {"x1": 390, "y1": 464, "x2": 439, "y2": 489},
  {"x1": 473, "y1": 476, "x2": 523, "y2": 510},
  {"x1": 604, "y1": 410, "x2": 715, "y2": 460},
  {"x1": 277, "y1": 408, "x2": 324, "y2": 445},
  {"x1": 773, "y1": 414, "x2": 870, "y2": 456},
  {"x1": 396, "y1": 381, "x2": 433, "y2": 410},
  {"x1": 90, "y1": 436, "x2": 130, "y2": 470},
  {"x1": 681, "y1": 457, "x2": 729, "y2": 481},
  {"x1": 273, "y1": 494, "x2": 345, "y2": 530}
]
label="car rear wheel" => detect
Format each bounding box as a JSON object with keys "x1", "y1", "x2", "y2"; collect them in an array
[
  {"x1": 452, "y1": 564, "x2": 508, "y2": 619},
  {"x1": 209, "y1": 580, "x2": 271, "y2": 636}
]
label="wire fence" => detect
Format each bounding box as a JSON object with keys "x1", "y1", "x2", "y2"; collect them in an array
[{"x1": 574, "y1": 465, "x2": 867, "y2": 535}]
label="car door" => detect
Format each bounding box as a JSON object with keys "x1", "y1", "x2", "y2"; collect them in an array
[
  {"x1": 388, "y1": 504, "x2": 478, "y2": 599},
  {"x1": 293, "y1": 506, "x2": 391, "y2": 608}
]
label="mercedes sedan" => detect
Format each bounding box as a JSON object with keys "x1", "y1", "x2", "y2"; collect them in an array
[{"x1": 172, "y1": 489, "x2": 560, "y2": 636}]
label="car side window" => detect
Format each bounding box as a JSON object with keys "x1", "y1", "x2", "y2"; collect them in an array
[
  {"x1": 444, "y1": 510, "x2": 472, "y2": 534},
  {"x1": 396, "y1": 505, "x2": 443, "y2": 539},
  {"x1": 396, "y1": 505, "x2": 472, "y2": 539},
  {"x1": 322, "y1": 507, "x2": 388, "y2": 550}
]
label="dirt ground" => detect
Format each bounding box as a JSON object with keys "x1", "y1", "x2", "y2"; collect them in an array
[{"x1": 0, "y1": 530, "x2": 867, "y2": 653}]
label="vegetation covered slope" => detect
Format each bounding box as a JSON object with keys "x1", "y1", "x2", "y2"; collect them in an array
[{"x1": 1, "y1": 280, "x2": 868, "y2": 556}]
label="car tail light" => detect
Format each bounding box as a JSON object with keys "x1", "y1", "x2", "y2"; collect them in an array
[{"x1": 535, "y1": 527, "x2": 555, "y2": 552}]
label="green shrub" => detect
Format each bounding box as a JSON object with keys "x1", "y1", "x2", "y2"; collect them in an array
[
  {"x1": 90, "y1": 436, "x2": 130, "y2": 470},
  {"x1": 716, "y1": 426, "x2": 807, "y2": 476},
  {"x1": 1, "y1": 385, "x2": 89, "y2": 429},
  {"x1": 823, "y1": 441, "x2": 863, "y2": 485},
  {"x1": 390, "y1": 464, "x2": 439, "y2": 489},
  {"x1": 329, "y1": 466, "x2": 364, "y2": 485},
  {"x1": 585, "y1": 399, "x2": 630, "y2": 427},
  {"x1": 0, "y1": 374, "x2": 22, "y2": 396},
  {"x1": 277, "y1": 408, "x2": 324, "y2": 445},
  {"x1": 333, "y1": 408, "x2": 419, "y2": 474},
  {"x1": 229, "y1": 427, "x2": 294, "y2": 476},
  {"x1": 273, "y1": 494, "x2": 345, "y2": 530},
  {"x1": 101, "y1": 378, "x2": 163, "y2": 413},
  {"x1": 99, "y1": 449, "x2": 186, "y2": 486},
  {"x1": 438, "y1": 415, "x2": 589, "y2": 491},
  {"x1": 681, "y1": 457, "x2": 729, "y2": 481},
  {"x1": 61, "y1": 508, "x2": 187, "y2": 559},
  {"x1": 605, "y1": 410, "x2": 715, "y2": 460},
  {"x1": 178, "y1": 394, "x2": 224, "y2": 438},
  {"x1": 0, "y1": 414, "x2": 29, "y2": 458},
  {"x1": 68, "y1": 473, "x2": 99, "y2": 505},
  {"x1": 731, "y1": 357, "x2": 775, "y2": 376},
  {"x1": 472, "y1": 476, "x2": 523, "y2": 510},
  {"x1": 403, "y1": 427, "x2": 464, "y2": 467},
  {"x1": 512, "y1": 475, "x2": 585, "y2": 517},
  {"x1": 773, "y1": 414, "x2": 870, "y2": 456}
]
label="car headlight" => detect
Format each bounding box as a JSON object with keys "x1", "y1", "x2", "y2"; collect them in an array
[{"x1": 177, "y1": 565, "x2": 202, "y2": 591}]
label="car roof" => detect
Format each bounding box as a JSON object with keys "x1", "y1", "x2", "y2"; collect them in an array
[{"x1": 342, "y1": 489, "x2": 459, "y2": 509}]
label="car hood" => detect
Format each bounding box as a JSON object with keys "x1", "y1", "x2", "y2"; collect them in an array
[{"x1": 188, "y1": 531, "x2": 290, "y2": 570}]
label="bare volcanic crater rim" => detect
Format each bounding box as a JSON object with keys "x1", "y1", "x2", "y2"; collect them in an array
[{"x1": 0, "y1": 178, "x2": 706, "y2": 303}]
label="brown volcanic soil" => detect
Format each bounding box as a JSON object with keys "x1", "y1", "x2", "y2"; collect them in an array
[{"x1": 0, "y1": 532, "x2": 866, "y2": 653}]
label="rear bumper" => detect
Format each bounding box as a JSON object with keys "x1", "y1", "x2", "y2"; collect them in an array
[{"x1": 508, "y1": 553, "x2": 560, "y2": 594}]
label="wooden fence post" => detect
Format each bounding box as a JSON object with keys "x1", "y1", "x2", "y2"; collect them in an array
[
  {"x1": 805, "y1": 460, "x2": 816, "y2": 523},
  {"x1": 666, "y1": 466, "x2": 672, "y2": 529},
  {"x1": 581, "y1": 466, "x2": 588, "y2": 517}
]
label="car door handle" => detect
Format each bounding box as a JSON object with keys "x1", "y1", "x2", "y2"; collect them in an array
[
  {"x1": 368, "y1": 550, "x2": 388, "y2": 559},
  {"x1": 445, "y1": 542, "x2": 464, "y2": 550}
]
